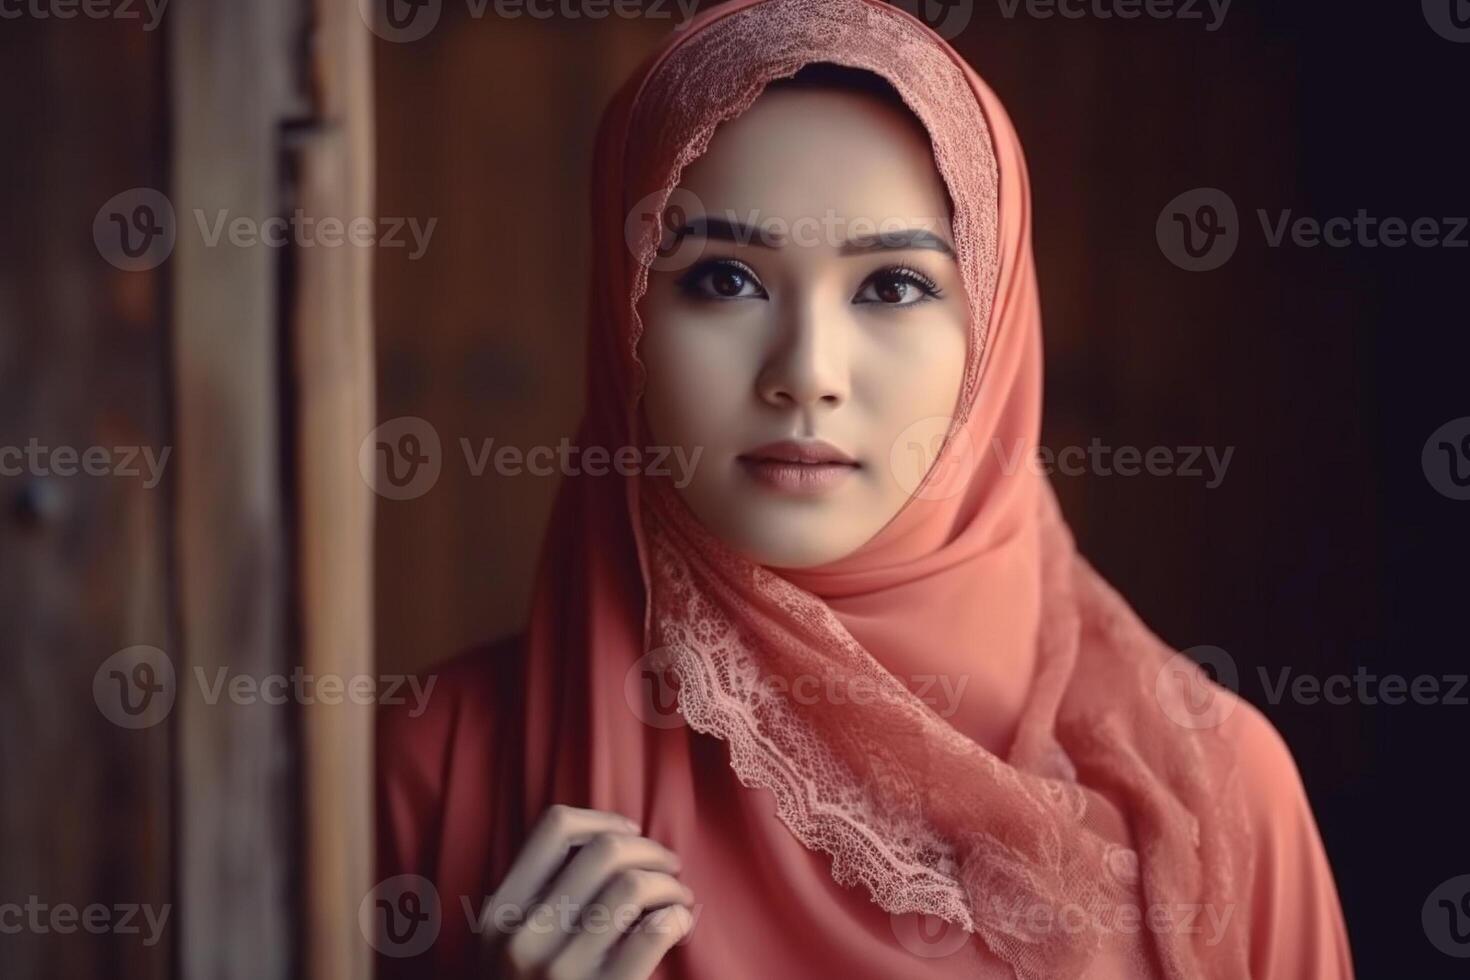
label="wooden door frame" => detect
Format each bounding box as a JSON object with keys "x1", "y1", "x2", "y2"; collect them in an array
[{"x1": 171, "y1": 1, "x2": 376, "y2": 977}]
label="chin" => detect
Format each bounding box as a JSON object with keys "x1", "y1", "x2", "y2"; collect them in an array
[
  {"x1": 721, "y1": 514, "x2": 868, "y2": 570},
  {"x1": 675, "y1": 482, "x2": 881, "y2": 569}
]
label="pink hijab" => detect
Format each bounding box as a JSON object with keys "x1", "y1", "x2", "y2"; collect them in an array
[{"x1": 426, "y1": 1, "x2": 1257, "y2": 976}]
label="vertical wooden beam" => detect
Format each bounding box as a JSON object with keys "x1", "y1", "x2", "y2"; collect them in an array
[
  {"x1": 169, "y1": 1, "x2": 300, "y2": 977},
  {"x1": 291, "y1": 4, "x2": 377, "y2": 979}
]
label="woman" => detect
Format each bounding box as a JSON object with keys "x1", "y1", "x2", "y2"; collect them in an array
[{"x1": 377, "y1": 1, "x2": 1353, "y2": 977}]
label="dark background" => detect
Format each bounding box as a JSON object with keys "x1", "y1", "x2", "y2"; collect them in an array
[{"x1": 370, "y1": 2, "x2": 1467, "y2": 976}]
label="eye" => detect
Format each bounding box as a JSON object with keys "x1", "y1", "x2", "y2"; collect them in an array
[
  {"x1": 854, "y1": 265, "x2": 943, "y2": 307},
  {"x1": 676, "y1": 259, "x2": 768, "y2": 301}
]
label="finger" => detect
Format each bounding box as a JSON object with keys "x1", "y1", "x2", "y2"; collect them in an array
[
  {"x1": 483, "y1": 805, "x2": 640, "y2": 934},
  {"x1": 544, "y1": 870, "x2": 693, "y2": 977},
  {"x1": 502, "y1": 835, "x2": 682, "y2": 967},
  {"x1": 600, "y1": 904, "x2": 696, "y2": 980}
]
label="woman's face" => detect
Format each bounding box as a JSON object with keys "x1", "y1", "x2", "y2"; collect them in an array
[{"x1": 639, "y1": 83, "x2": 969, "y2": 569}]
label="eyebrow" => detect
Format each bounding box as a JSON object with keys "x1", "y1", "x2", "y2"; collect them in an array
[
  {"x1": 840, "y1": 228, "x2": 955, "y2": 258},
  {"x1": 673, "y1": 214, "x2": 956, "y2": 258}
]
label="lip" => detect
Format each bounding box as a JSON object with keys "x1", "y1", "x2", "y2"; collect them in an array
[
  {"x1": 737, "y1": 439, "x2": 859, "y2": 496},
  {"x1": 740, "y1": 439, "x2": 857, "y2": 465}
]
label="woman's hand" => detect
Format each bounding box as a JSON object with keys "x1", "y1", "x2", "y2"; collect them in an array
[{"x1": 480, "y1": 804, "x2": 695, "y2": 979}]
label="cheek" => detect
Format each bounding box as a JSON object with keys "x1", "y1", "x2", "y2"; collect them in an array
[
  {"x1": 640, "y1": 312, "x2": 759, "y2": 451},
  {"x1": 857, "y1": 313, "x2": 969, "y2": 434}
]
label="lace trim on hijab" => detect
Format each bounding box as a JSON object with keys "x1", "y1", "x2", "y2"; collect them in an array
[
  {"x1": 642, "y1": 479, "x2": 1138, "y2": 979},
  {"x1": 648, "y1": 531, "x2": 979, "y2": 929}
]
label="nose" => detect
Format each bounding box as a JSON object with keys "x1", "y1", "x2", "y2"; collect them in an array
[{"x1": 755, "y1": 300, "x2": 850, "y2": 412}]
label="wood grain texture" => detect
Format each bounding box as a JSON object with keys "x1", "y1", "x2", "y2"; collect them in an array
[
  {"x1": 170, "y1": 0, "x2": 297, "y2": 977},
  {"x1": 291, "y1": 2, "x2": 377, "y2": 978},
  {"x1": 0, "y1": 13, "x2": 173, "y2": 980}
]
